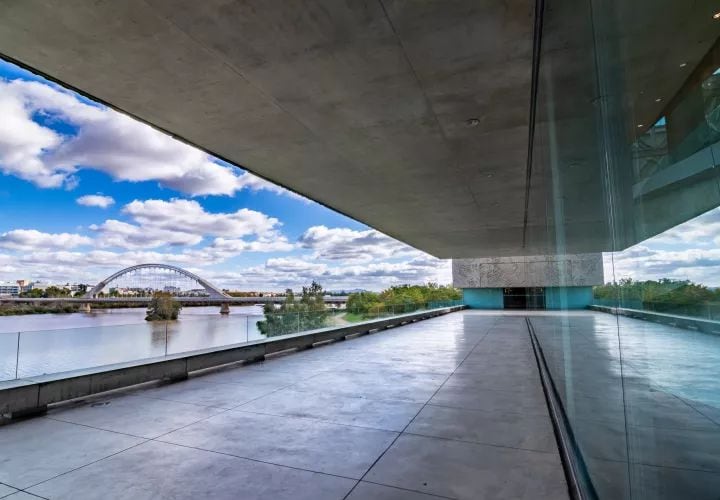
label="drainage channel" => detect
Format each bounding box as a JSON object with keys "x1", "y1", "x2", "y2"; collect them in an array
[{"x1": 525, "y1": 317, "x2": 598, "y2": 500}]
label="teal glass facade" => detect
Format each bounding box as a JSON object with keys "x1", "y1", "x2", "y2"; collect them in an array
[
  {"x1": 462, "y1": 288, "x2": 503, "y2": 309},
  {"x1": 463, "y1": 286, "x2": 593, "y2": 310},
  {"x1": 543, "y1": 287, "x2": 593, "y2": 310}
]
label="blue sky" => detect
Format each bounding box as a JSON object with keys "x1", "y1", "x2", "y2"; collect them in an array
[{"x1": 0, "y1": 59, "x2": 449, "y2": 291}]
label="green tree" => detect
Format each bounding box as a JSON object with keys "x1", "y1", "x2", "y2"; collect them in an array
[
  {"x1": 44, "y1": 286, "x2": 71, "y2": 298},
  {"x1": 346, "y1": 291, "x2": 382, "y2": 315},
  {"x1": 20, "y1": 288, "x2": 44, "y2": 298},
  {"x1": 346, "y1": 283, "x2": 462, "y2": 318},
  {"x1": 593, "y1": 278, "x2": 719, "y2": 317},
  {"x1": 145, "y1": 291, "x2": 182, "y2": 321},
  {"x1": 257, "y1": 282, "x2": 329, "y2": 337}
]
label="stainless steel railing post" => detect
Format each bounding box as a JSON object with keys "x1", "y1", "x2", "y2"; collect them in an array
[{"x1": 15, "y1": 331, "x2": 20, "y2": 379}]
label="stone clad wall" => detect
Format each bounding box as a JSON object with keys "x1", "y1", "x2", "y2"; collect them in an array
[{"x1": 452, "y1": 254, "x2": 604, "y2": 288}]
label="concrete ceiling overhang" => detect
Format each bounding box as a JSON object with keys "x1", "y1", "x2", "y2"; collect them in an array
[
  {"x1": 0, "y1": 0, "x2": 535, "y2": 258},
  {"x1": 0, "y1": 1, "x2": 718, "y2": 258}
]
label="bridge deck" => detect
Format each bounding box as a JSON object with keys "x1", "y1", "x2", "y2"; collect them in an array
[{"x1": 0, "y1": 311, "x2": 566, "y2": 500}]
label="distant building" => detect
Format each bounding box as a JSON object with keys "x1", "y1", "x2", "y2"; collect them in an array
[
  {"x1": 453, "y1": 254, "x2": 604, "y2": 310},
  {"x1": 0, "y1": 281, "x2": 21, "y2": 297},
  {"x1": 67, "y1": 283, "x2": 86, "y2": 294}
]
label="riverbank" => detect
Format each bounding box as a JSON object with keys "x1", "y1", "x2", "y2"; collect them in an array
[
  {"x1": 0, "y1": 304, "x2": 82, "y2": 316},
  {"x1": 0, "y1": 302, "x2": 237, "y2": 316}
]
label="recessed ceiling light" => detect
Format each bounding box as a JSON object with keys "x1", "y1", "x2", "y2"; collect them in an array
[
  {"x1": 487, "y1": 173, "x2": 494, "y2": 178},
  {"x1": 713, "y1": 11, "x2": 720, "y2": 19},
  {"x1": 466, "y1": 118, "x2": 480, "y2": 127},
  {"x1": 680, "y1": 62, "x2": 688, "y2": 68},
  {"x1": 637, "y1": 124, "x2": 644, "y2": 128},
  {"x1": 655, "y1": 97, "x2": 663, "y2": 102}
]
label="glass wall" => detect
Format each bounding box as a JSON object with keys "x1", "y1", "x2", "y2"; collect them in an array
[{"x1": 529, "y1": 1, "x2": 720, "y2": 498}]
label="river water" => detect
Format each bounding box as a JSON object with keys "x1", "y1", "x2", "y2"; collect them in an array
[{"x1": 0, "y1": 306, "x2": 267, "y2": 381}]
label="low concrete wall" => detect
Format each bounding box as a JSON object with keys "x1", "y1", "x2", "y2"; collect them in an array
[
  {"x1": 589, "y1": 304, "x2": 720, "y2": 335},
  {"x1": 0, "y1": 306, "x2": 464, "y2": 418}
]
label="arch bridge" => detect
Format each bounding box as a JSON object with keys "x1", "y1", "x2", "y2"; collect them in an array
[{"x1": 85, "y1": 263, "x2": 229, "y2": 299}]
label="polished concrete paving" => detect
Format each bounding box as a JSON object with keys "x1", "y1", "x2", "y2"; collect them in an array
[{"x1": 0, "y1": 311, "x2": 567, "y2": 500}]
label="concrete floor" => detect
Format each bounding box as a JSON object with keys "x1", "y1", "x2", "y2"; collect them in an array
[{"x1": 0, "y1": 311, "x2": 568, "y2": 500}]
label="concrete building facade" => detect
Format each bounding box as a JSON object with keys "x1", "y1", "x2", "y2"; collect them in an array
[{"x1": 452, "y1": 254, "x2": 604, "y2": 309}]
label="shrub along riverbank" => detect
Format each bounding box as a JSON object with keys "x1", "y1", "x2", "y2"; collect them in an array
[{"x1": 0, "y1": 303, "x2": 81, "y2": 316}]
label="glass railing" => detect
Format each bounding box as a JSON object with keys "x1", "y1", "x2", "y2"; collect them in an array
[
  {"x1": 592, "y1": 297, "x2": 720, "y2": 322},
  {"x1": 0, "y1": 300, "x2": 462, "y2": 382}
]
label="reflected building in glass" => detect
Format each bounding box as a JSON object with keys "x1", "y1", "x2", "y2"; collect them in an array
[{"x1": 506, "y1": 1, "x2": 720, "y2": 497}]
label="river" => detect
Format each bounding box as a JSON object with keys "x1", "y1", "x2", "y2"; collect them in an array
[{"x1": 0, "y1": 306, "x2": 268, "y2": 381}]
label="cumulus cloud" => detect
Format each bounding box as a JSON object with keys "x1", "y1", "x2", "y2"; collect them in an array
[
  {"x1": 76, "y1": 194, "x2": 115, "y2": 208},
  {"x1": 298, "y1": 225, "x2": 420, "y2": 262},
  {"x1": 265, "y1": 257, "x2": 327, "y2": 275},
  {"x1": 122, "y1": 199, "x2": 278, "y2": 238},
  {"x1": 651, "y1": 207, "x2": 720, "y2": 246},
  {"x1": 237, "y1": 172, "x2": 310, "y2": 202},
  {"x1": 88, "y1": 198, "x2": 285, "y2": 252},
  {"x1": 0, "y1": 85, "x2": 65, "y2": 188},
  {"x1": 608, "y1": 246, "x2": 720, "y2": 282},
  {"x1": 0, "y1": 78, "x2": 299, "y2": 198},
  {"x1": 208, "y1": 236, "x2": 295, "y2": 255},
  {"x1": 198, "y1": 253, "x2": 452, "y2": 291},
  {"x1": 0, "y1": 229, "x2": 92, "y2": 251},
  {"x1": 0, "y1": 245, "x2": 452, "y2": 291},
  {"x1": 594, "y1": 207, "x2": 720, "y2": 286},
  {"x1": 90, "y1": 219, "x2": 203, "y2": 249}
]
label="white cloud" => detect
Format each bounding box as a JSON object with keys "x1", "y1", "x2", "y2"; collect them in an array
[
  {"x1": 209, "y1": 236, "x2": 295, "y2": 255},
  {"x1": 76, "y1": 194, "x2": 115, "y2": 208},
  {"x1": 265, "y1": 257, "x2": 327, "y2": 275},
  {"x1": 122, "y1": 199, "x2": 279, "y2": 238},
  {"x1": 0, "y1": 229, "x2": 92, "y2": 251},
  {"x1": 199, "y1": 254, "x2": 452, "y2": 291},
  {"x1": 0, "y1": 86, "x2": 65, "y2": 188},
  {"x1": 237, "y1": 172, "x2": 310, "y2": 202},
  {"x1": 90, "y1": 219, "x2": 203, "y2": 249},
  {"x1": 87, "y1": 198, "x2": 286, "y2": 253},
  {"x1": 298, "y1": 225, "x2": 420, "y2": 262},
  {"x1": 0, "y1": 245, "x2": 452, "y2": 291},
  {"x1": 650, "y1": 207, "x2": 720, "y2": 247},
  {"x1": 0, "y1": 78, "x2": 300, "y2": 198},
  {"x1": 600, "y1": 207, "x2": 720, "y2": 286}
]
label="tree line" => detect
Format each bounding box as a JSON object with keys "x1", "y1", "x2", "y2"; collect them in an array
[
  {"x1": 346, "y1": 283, "x2": 461, "y2": 316},
  {"x1": 256, "y1": 282, "x2": 462, "y2": 336},
  {"x1": 593, "y1": 278, "x2": 720, "y2": 317},
  {"x1": 20, "y1": 285, "x2": 86, "y2": 298}
]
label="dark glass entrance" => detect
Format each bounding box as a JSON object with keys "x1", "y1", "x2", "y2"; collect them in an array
[{"x1": 502, "y1": 287, "x2": 546, "y2": 310}]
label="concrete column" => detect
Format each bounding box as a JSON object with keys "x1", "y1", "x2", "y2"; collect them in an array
[
  {"x1": 80, "y1": 303, "x2": 92, "y2": 313},
  {"x1": 220, "y1": 303, "x2": 230, "y2": 315}
]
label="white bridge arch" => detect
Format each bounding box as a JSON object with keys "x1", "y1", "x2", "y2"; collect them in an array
[{"x1": 85, "y1": 263, "x2": 229, "y2": 299}]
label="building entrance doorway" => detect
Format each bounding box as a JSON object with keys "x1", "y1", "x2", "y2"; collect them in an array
[{"x1": 502, "y1": 287, "x2": 546, "y2": 309}]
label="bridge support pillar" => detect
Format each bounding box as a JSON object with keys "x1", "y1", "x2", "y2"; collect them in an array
[
  {"x1": 80, "y1": 303, "x2": 92, "y2": 313},
  {"x1": 220, "y1": 303, "x2": 230, "y2": 315}
]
